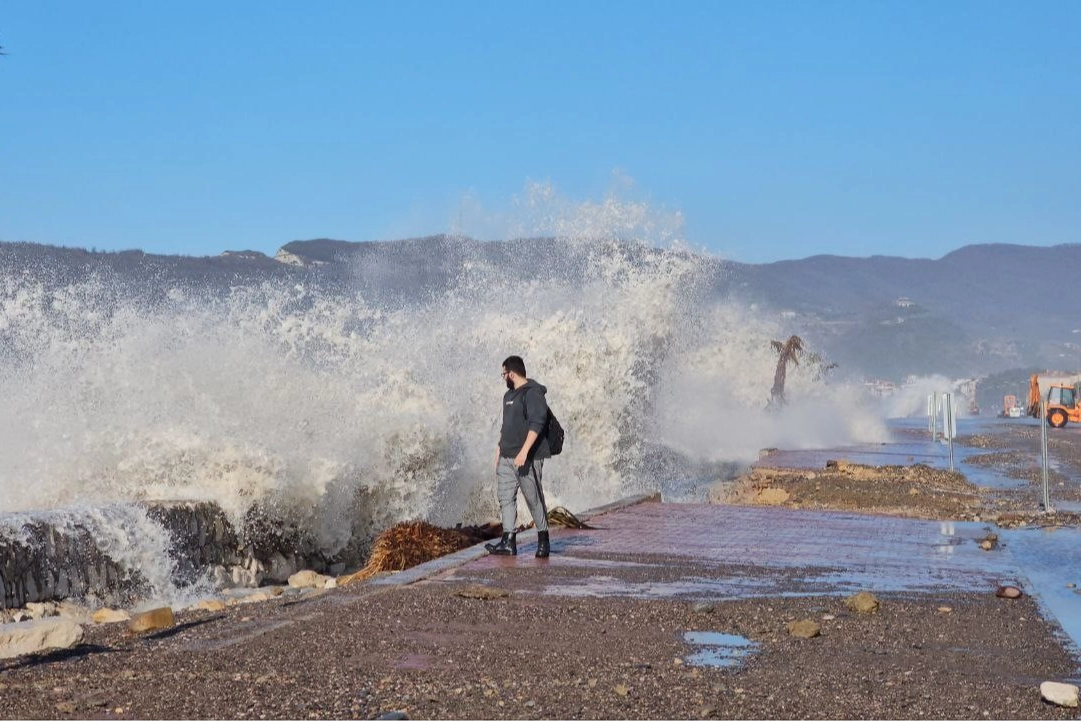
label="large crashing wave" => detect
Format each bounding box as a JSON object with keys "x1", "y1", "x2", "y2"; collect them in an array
[{"x1": 0, "y1": 232, "x2": 888, "y2": 599}]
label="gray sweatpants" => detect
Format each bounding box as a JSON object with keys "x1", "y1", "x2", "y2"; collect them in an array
[{"x1": 496, "y1": 457, "x2": 549, "y2": 533}]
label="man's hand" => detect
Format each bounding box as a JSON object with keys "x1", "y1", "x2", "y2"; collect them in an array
[
  {"x1": 515, "y1": 430, "x2": 540, "y2": 469},
  {"x1": 513, "y1": 449, "x2": 529, "y2": 469}
]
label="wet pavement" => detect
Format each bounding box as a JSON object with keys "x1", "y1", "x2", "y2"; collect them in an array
[{"x1": 435, "y1": 500, "x2": 1081, "y2": 662}]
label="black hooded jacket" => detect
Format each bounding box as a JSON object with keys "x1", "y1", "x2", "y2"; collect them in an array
[{"x1": 499, "y1": 379, "x2": 552, "y2": 459}]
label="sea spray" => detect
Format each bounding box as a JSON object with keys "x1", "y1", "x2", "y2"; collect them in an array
[{"x1": 0, "y1": 224, "x2": 888, "y2": 603}]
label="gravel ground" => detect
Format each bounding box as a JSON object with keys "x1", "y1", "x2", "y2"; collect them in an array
[{"x1": 0, "y1": 575, "x2": 1077, "y2": 720}]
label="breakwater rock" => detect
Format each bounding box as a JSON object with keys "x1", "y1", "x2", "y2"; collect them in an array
[{"x1": 0, "y1": 502, "x2": 366, "y2": 610}]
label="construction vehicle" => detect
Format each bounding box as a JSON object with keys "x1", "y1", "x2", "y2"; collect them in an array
[{"x1": 1027, "y1": 374, "x2": 1081, "y2": 428}]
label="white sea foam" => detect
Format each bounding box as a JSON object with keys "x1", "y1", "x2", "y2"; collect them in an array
[{"x1": 0, "y1": 190, "x2": 889, "y2": 600}]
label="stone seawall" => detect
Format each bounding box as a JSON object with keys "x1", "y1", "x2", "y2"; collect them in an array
[
  {"x1": 0, "y1": 519, "x2": 132, "y2": 610},
  {"x1": 0, "y1": 502, "x2": 366, "y2": 610}
]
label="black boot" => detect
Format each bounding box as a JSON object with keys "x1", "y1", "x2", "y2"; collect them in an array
[
  {"x1": 535, "y1": 530, "x2": 550, "y2": 559},
  {"x1": 485, "y1": 532, "x2": 517, "y2": 556}
]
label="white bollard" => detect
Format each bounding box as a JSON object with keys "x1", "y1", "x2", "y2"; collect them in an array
[{"x1": 1041, "y1": 400, "x2": 1052, "y2": 511}]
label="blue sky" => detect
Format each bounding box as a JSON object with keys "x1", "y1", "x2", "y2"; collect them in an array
[{"x1": 1, "y1": 2, "x2": 1078, "y2": 263}]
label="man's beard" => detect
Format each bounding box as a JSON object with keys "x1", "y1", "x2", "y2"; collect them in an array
[{"x1": 506, "y1": 379, "x2": 515, "y2": 390}]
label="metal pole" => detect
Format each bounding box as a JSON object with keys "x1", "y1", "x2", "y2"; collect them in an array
[
  {"x1": 946, "y1": 393, "x2": 955, "y2": 472},
  {"x1": 931, "y1": 392, "x2": 938, "y2": 440},
  {"x1": 1040, "y1": 399, "x2": 1052, "y2": 511}
]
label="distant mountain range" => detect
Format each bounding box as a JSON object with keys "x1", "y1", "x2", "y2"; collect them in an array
[
  {"x1": 724, "y1": 243, "x2": 1081, "y2": 381},
  {"x1": 3, "y1": 236, "x2": 1078, "y2": 382}
]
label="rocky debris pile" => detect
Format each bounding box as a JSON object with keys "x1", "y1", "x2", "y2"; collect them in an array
[
  {"x1": 993, "y1": 511, "x2": 1081, "y2": 529},
  {"x1": 718, "y1": 461, "x2": 987, "y2": 520},
  {"x1": 957, "y1": 434, "x2": 1014, "y2": 450},
  {"x1": 0, "y1": 573, "x2": 341, "y2": 660}
]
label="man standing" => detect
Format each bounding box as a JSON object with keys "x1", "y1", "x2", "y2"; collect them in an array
[{"x1": 485, "y1": 355, "x2": 552, "y2": 558}]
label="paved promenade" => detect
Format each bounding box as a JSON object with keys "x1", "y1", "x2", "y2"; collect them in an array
[
  {"x1": 431, "y1": 499, "x2": 1081, "y2": 655},
  {"x1": 443, "y1": 502, "x2": 1024, "y2": 598}
]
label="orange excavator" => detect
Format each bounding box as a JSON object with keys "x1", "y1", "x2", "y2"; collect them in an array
[{"x1": 1027, "y1": 374, "x2": 1081, "y2": 428}]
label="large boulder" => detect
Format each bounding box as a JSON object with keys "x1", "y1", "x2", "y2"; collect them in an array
[
  {"x1": 288, "y1": 570, "x2": 333, "y2": 589},
  {"x1": 239, "y1": 587, "x2": 285, "y2": 604},
  {"x1": 192, "y1": 599, "x2": 226, "y2": 612},
  {"x1": 265, "y1": 553, "x2": 298, "y2": 583},
  {"x1": 787, "y1": 620, "x2": 822, "y2": 638},
  {"x1": 25, "y1": 602, "x2": 59, "y2": 619},
  {"x1": 92, "y1": 608, "x2": 131, "y2": 624},
  {"x1": 55, "y1": 602, "x2": 93, "y2": 623},
  {"x1": 996, "y1": 585, "x2": 1023, "y2": 599},
  {"x1": 755, "y1": 488, "x2": 790, "y2": 505},
  {"x1": 1040, "y1": 681, "x2": 1079, "y2": 708},
  {"x1": 0, "y1": 618, "x2": 84, "y2": 659},
  {"x1": 845, "y1": 591, "x2": 881, "y2": 614},
  {"x1": 127, "y1": 607, "x2": 175, "y2": 634}
]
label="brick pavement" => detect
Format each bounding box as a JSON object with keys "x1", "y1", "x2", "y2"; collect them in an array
[
  {"x1": 429, "y1": 500, "x2": 1081, "y2": 658},
  {"x1": 443, "y1": 502, "x2": 1021, "y2": 596}
]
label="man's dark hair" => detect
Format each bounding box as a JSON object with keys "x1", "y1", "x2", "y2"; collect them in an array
[{"x1": 502, "y1": 355, "x2": 527, "y2": 377}]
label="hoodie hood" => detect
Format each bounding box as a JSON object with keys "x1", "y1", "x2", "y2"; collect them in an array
[{"x1": 518, "y1": 379, "x2": 547, "y2": 395}]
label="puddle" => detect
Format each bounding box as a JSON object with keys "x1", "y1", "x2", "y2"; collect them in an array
[
  {"x1": 1001, "y1": 527, "x2": 1081, "y2": 658},
  {"x1": 684, "y1": 631, "x2": 759, "y2": 668},
  {"x1": 933, "y1": 526, "x2": 964, "y2": 555}
]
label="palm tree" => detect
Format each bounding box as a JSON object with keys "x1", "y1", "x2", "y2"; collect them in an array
[{"x1": 769, "y1": 335, "x2": 804, "y2": 407}]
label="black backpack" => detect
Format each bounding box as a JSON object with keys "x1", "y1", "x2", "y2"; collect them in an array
[
  {"x1": 546, "y1": 412, "x2": 565, "y2": 456},
  {"x1": 523, "y1": 385, "x2": 565, "y2": 456}
]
